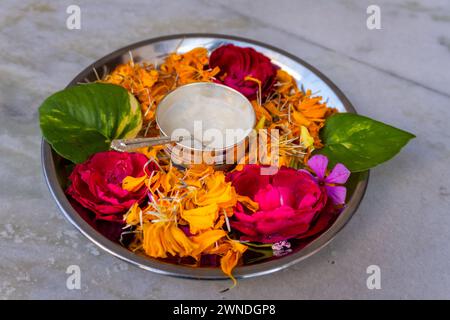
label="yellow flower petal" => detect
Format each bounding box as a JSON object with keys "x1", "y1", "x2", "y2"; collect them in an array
[
  {"x1": 181, "y1": 203, "x2": 218, "y2": 234},
  {"x1": 135, "y1": 145, "x2": 164, "y2": 160},
  {"x1": 123, "y1": 202, "x2": 141, "y2": 226},
  {"x1": 142, "y1": 222, "x2": 197, "y2": 258},
  {"x1": 160, "y1": 167, "x2": 179, "y2": 193},
  {"x1": 195, "y1": 172, "x2": 237, "y2": 208},
  {"x1": 292, "y1": 109, "x2": 311, "y2": 126},
  {"x1": 220, "y1": 241, "x2": 248, "y2": 287},
  {"x1": 122, "y1": 175, "x2": 147, "y2": 192},
  {"x1": 300, "y1": 125, "x2": 314, "y2": 149},
  {"x1": 165, "y1": 223, "x2": 198, "y2": 257},
  {"x1": 191, "y1": 229, "x2": 227, "y2": 259},
  {"x1": 255, "y1": 115, "x2": 266, "y2": 130}
]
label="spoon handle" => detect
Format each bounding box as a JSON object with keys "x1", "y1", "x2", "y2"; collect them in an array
[{"x1": 110, "y1": 136, "x2": 183, "y2": 152}]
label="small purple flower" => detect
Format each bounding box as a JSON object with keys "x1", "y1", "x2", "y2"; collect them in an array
[
  {"x1": 307, "y1": 155, "x2": 350, "y2": 205},
  {"x1": 272, "y1": 240, "x2": 292, "y2": 257}
]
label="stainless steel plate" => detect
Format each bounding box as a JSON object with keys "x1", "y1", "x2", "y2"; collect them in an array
[{"x1": 41, "y1": 34, "x2": 369, "y2": 279}]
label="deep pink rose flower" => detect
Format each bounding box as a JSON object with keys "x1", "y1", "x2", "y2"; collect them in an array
[
  {"x1": 67, "y1": 151, "x2": 153, "y2": 222},
  {"x1": 227, "y1": 165, "x2": 328, "y2": 243},
  {"x1": 209, "y1": 44, "x2": 278, "y2": 100}
]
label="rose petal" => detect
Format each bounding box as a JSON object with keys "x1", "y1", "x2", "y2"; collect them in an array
[
  {"x1": 254, "y1": 184, "x2": 281, "y2": 211},
  {"x1": 227, "y1": 164, "x2": 270, "y2": 198},
  {"x1": 298, "y1": 193, "x2": 319, "y2": 209},
  {"x1": 296, "y1": 203, "x2": 339, "y2": 240},
  {"x1": 272, "y1": 167, "x2": 308, "y2": 188},
  {"x1": 276, "y1": 187, "x2": 296, "y2": 208}
]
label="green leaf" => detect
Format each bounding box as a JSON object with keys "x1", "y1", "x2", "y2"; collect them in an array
[
  {"x1": 318, "y1": 113, "x2": 415, "y2": 172},
  {"x1": 39, "y1": 83, "x2": 142, "y2": 163}
]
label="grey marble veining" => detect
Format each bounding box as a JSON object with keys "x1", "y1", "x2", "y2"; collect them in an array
[{"x1": 0, "y1": 0, "x2": 449, "y2": 299}]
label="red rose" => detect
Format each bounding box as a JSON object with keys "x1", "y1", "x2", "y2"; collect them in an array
[
  {"x1": 67, "y1": 151, "x2": 153, "y2": 222},
  {"x1": 209, "y1": 44, "x2": 278, "y2": 100},
  {"x1": 227, "y1": 165, "x2": 329, "y2": 243}
]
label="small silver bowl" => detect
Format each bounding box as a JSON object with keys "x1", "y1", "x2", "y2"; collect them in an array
[
  {"x1": 156, "y1": 82, "x2": 255, "y2": 169},
  {"x1": 41, "y1": 34, "x2": 369, "y2": 280}
]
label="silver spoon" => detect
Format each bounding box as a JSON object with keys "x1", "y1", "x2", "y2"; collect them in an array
[
  {"x1": 110, "y1": 136, "x2": 184, "y2": 152},
  {"x1": 110, "y1": 135, "x2": 214, "y2": 152}
]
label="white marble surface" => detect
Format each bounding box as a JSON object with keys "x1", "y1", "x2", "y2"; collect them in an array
[{"x1": 0, "y1": 0, "x2": 449, "y2": 299}]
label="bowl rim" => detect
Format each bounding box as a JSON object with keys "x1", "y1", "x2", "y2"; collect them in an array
[
  {"x1": 41, "y1": 33, "x2": 369, "y2": 280},
  {"x1": 155, "y1": 81, "x2": 256, "y2": 152}
]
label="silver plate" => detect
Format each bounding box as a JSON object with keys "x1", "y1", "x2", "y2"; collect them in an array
[{"x1": 41, "y1": 34, "x2": 369, "y2": 280}]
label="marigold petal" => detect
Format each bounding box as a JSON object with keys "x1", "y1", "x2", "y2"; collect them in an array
[
  {"x1": 220, "y1": 241, "x2": 248, "y2": 287},
  {"x1": 123, "y1": 202, "x2": 141, "y2": 226},
  {"x1": 181, "y1": 203, "x2": 219, "y2": 234},
  {"x1": 122, "y1": 175, "x2": 147, "y2": 192},
  {"x1": 191, "y1": 229, "x2": 227, "y2": 259}
]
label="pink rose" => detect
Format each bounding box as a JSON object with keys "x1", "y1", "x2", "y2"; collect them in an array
[
  {"x1": 67, "y1": 151, "x2": 153, "y2": 222},
  {"x1": 209, "y1": 44, "x2": 278, "y2": 100},
  {"x1": 227, "y1": 165, "x2": 328, "y2": 243}
]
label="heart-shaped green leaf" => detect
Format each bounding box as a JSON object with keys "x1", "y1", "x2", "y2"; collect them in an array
[
  {"x1": 318, "y1": 113, "x2": 415, "y2": 172},
  {"x1": 39, "y1": 83, "x2": 142, "y2": 163}
]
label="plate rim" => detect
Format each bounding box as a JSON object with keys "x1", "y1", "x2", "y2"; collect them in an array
[{"x1": 41, "y1": 33, "x2": 369, "y2": 280}]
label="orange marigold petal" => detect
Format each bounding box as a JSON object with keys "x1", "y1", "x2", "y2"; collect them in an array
[
  {"x1": 142, "y1": 222, "x2": 197, "y2": 258},
  {"x1": 190, "y1": 229, "x2": 227, "y2": 259},
  {"x1": 123, "y1": 202, "x2": 141, "y2": 226},
  {"x1": 181, "y1": 203, "x2": 219, "y2": 234},
  {"x1": 220, "y1": 241, "x2": 248, "y2": 287},
  {"x1": 122, "y1": 175, "x2": 147, "y2": 192}
]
